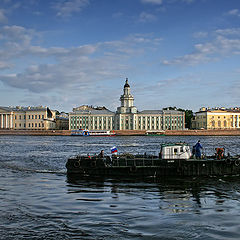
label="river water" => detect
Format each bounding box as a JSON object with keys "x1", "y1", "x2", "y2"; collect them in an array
[{"x1": 1, "y1": 135, "x2": 240, "y2": 240}]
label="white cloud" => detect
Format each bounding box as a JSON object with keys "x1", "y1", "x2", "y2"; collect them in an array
[
  {"x1": 226, "y1": 9, "x2": 240, "y2": 17},
  {"x1": 215, "y1": 28, "x2": 240, "y2": 36},
  {"x1": 0, "y1": 61, "x2": 12, "y2": 69},
  {"x1": 163, "y1": 29, "x2": 240, "y2": 66},
  {"x1": 193, "y1": 31, "x2": 208, "y2": 38},
  {"x1": 53, "y1": 0, "x2": 89, "y2": 18},
  {"x1": 0, "y1": 9, "x2": 7, "y2": 23},
  {"x1": 139, "y1": 12, "x2": 157, "y2": 22},
  {"x1": 0, "y1": 25, "x2": 161, "y2": 96},
  {"x1": 141, "y1": 0, "x2": 196, "y2": 5},
  {"x1": 141, "y1": 0, "x2": 163, "y2": 4}
]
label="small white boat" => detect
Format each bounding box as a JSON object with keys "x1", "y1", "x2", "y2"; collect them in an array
[{"x1": 71, "y1": 129, "x2": 116, "y2": 136}]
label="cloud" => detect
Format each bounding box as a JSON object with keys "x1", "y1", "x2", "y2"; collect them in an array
[
  {"x1": 0, "y1": 25, "x2": 161, "y2": 96},
  {"x1": 53, "y1": 0, "x2": 89, "y2": 18},
  {"x1": 0, "y1": 61, "x2": 12, "y2": 69},
  {"x1": 163, "y1": 29, "x2": 240, "y2": 66},
  {"x1": 141, "y1": 0, "x2": 163, "y2": 4},
  {"x1": 215, "y1": 28, "x2": 240, "y2": 36},
  {"x1": 139, "y1": 12, "x2": 157, "y2": 22},
  {"x1": 193, "y1": 31, "x2": 208, "y2": 38},
  {"x1": 0, "y1": 9, "x2": 7, "y2": 23},
  {"x1": 141, "y1": 0, "x2": 196, "y2": 5},
  {"x1": 226, "y1": 9, "x2": 240, "y2": 17}
]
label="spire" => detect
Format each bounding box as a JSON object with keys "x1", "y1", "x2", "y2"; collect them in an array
[{"x1": 124, "y1": 78, "x2": 130, "y2": 88}]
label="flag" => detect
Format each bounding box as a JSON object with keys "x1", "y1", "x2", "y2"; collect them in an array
[{"x1": 111, "y1": 146, "x2": 118, "y2": 154}]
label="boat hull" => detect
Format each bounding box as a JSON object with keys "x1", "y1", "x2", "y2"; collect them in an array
[{"x1": 66, "y1": 155, "x2": 240, "y2": 178}]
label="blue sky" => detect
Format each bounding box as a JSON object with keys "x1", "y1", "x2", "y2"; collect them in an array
[{"x1": 0, "y1": 0, "x2": 240, "y2": 112}]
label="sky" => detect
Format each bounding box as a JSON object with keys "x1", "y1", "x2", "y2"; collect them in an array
[{"x1": 0, "y1": 0, "x2": 240, "y2": 113}]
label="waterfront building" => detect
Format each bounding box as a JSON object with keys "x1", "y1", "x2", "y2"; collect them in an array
[
  {"x1": 69, "y1": 79, "x2": 185, "y2": 131},
  {"x1": 69, "y1": 105, "x2": 115, "y2": 130},
  {"x1": 0, "y1": 107, "x2": 13, "y2": 129},
  {"x1": 0, "y1": 106, "x2": 56, "y2": 130},
  {"x1": 56, "y1": 112, "x2": 69, "y2": 130},
  {"x1": 191, "y1": 107, "x2": 240, "y2": 129}
]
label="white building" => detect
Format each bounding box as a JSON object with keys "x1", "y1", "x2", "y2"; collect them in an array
[{"x1": 69, "y1": 79, "x2": 185, "y2": 131}]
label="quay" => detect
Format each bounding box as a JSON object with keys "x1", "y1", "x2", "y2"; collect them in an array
[{"x1": 1, "y1": 129, "x2": 240, "y2": 136}]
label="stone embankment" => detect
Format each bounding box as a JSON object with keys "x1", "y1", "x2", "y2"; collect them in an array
[
  {"x1": 0, "y1": 130, "x2": 71, "y2": 136},
  {"x1": 0, "y1": 129, "x2": 240, "y2": 136}
]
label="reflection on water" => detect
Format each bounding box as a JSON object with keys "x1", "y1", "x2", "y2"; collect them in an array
[{"x1": 1, "y1": 135, "x2": 240, "y2": 239}]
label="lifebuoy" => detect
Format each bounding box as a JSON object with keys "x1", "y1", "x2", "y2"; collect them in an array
[
  {"x1": 74, "y1": 161, "x2": 81, "y2": 168},
  {"x1": 235, "y1": 159, "x2": 240, "y2": 167}
]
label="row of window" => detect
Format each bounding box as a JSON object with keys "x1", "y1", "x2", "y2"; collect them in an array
[
  {"x1": 15, "y1": 115, "x2": 45, "y2": 120},
  {"x1": 15, "y1": 123, "x2": 45, "y2": 128}
]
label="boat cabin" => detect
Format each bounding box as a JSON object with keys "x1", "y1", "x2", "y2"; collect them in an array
[{"x1": 160, "y1": 143, "x2": 191, "y2": 159}]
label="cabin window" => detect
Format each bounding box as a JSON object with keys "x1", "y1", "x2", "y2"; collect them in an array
[
  {"x1": 180, "y1": 147, "x2": 183, "y2": 152},
  {"x1": 174, "y1": 148, "x2": 178, "y2": 154}
]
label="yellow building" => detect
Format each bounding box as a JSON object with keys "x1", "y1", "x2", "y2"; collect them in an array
[
  {"x1": 191, "y1": 107, "x2": 240, "y2": 129},
  {"x1": 0, "y1": 106, "x2": 56, "y2": 130}
]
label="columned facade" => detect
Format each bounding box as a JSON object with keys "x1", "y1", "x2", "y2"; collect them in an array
[
  {"x1": 69, "y1": 79, "x2": 185, "y2": 131},
  {"x1": 192, "y1": 108, "x2": 240, "y2": 129},
  {"x1": 0, "y1": 108, "x2": 14, "y2": 129}
]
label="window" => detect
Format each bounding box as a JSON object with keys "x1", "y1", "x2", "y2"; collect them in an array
[
  {"x1": 19, "y1": 115, "x2": 21, "y2": 120},
  {"x1": 35, "y1": 115, "x2": 37, "y2": 119},
  {"x1": 32, "y1": 115, "x2": 34, "y2": 119},
  {"x1": 35, "y1": 123, "x2": 37, "y2": 127},
  {"x1": 39, "y1": 115, "x2": 41, "y2": 119},
  {"x1": 39, "y1": 123, "x2": 41, "y2": 127},
  {"x1": 29, "y1": 115, "x2": 30, "y2": 119},
  {"x1": 42, "y1": 115, "x2": 44, "y2": 119},
  {"x1": 29, "y1": 123, "x2": 30, "y2": 127},
  {"x1": 32, "y1": 123, "x2": 34, "y2": 127}
]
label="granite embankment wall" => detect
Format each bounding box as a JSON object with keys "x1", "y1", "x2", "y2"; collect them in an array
[
  {"x1": 0, "y1": 130, "x2": 71, "y2": 136},
  {"x1": 1, "y1": 129, "x2": 240, "y2": 136},
  {"x1": 164, "y1": 129, "x2": 240, "y2": 136}
]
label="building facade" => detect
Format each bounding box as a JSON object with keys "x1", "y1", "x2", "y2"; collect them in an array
[
  {"x1": 69, "y1": 79, "x2": 185, "y2": 131},
  {"x1": 191, "y1": 107, "x2": 240, "y2": 129},
  {"x1": 0, "y1": 106, "x2": 56, "y2": 130},
  {"x1": 69, "y1": 105, "x2": 115, "y2": 130}
]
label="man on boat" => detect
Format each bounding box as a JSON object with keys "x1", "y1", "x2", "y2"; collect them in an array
[
  {"x1": 98, "y1": 150, "x2": 104, "y2": 158},
  {"x1": 194, "y1": 140, "x2": 203, "y2": 159}
]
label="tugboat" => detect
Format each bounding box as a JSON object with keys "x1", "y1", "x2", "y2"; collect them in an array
[{"x1": 66, "y1": 143, "x2": 240, "y2": 178}]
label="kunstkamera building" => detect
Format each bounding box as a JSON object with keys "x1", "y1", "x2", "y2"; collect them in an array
[{"x1": 69, "y1": 79, "x2": 185, "y2": 131}]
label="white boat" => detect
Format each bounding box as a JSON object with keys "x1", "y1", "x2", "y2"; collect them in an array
[{"x1": 71, "y1": 129, "x2": 116, "y2": 136}]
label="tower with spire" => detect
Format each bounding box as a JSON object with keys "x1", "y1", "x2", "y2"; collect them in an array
[
  {"x1": 117, "y1": 78, "x2": 137, "y2": 114},
  {"x1": 115, "y1": 78, "x2": 138, "y2": 130}
]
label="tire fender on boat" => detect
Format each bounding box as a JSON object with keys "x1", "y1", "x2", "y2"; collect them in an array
[
  {"x1": 74, "y1": 160, "x2": 81, "y2": 168},
  {"x1": 234, "y1": 159, "x2": 240, "y2": 167},
  {"x1": 225, "y1": 158, "x2": 231, "y2": 164}
]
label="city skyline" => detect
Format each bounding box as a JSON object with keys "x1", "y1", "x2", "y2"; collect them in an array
[{"x1": 0, "y1": 0, "x2": 240, "y2": 112}]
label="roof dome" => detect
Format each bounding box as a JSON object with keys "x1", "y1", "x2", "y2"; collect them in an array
[{"x1": 124, "y1": 78, "x2": 130, "y2": 88}]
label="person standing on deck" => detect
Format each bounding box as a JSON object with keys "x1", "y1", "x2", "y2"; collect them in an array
[{"x1": 194, "y1": 140, "x2": 203, "y2": 159}]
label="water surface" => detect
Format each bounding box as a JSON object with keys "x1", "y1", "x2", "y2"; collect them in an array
[{"x1": 1, "y1": 135, "x2": 240, "y2": 239}]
